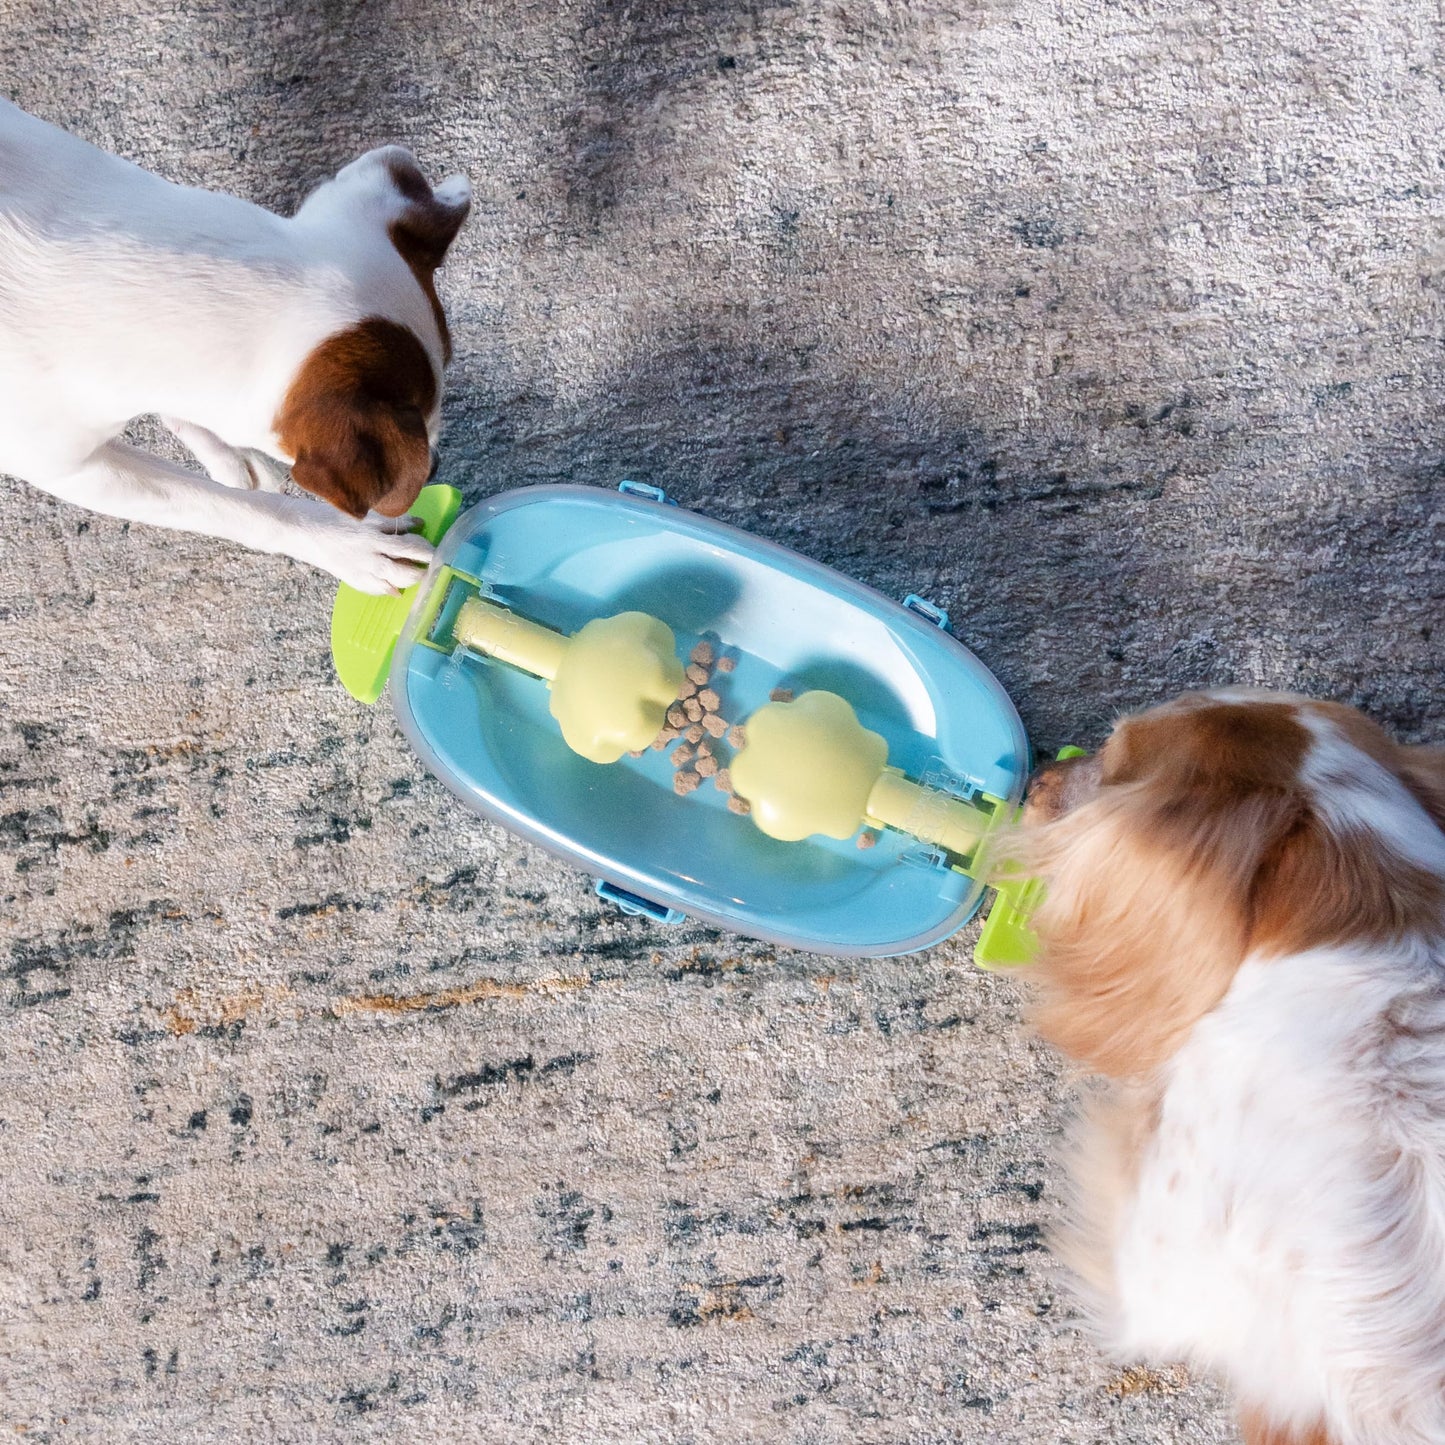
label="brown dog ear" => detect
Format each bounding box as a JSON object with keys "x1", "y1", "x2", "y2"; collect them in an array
[
  {"x1": 382, "y1": 153, "x2": 470, "y2": 361},
  {"x1": 276, "y1": 319, "x2": 436, "y2": 519}
]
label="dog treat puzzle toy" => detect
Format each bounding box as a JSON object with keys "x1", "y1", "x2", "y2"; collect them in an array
[{"x1": 331, "y1": 480, "x2": 1042, "y2": 960}]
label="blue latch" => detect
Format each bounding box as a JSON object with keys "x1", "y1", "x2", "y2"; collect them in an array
[
  {"x1": 595, "y1": 878, "x2": 686, "y2": 925},
  {"x1": 617, "y1": 480, "x2": 675, "y2": 506},
  {"x1": 903, "y1": 594, "x2": 950, "y2": 631}
]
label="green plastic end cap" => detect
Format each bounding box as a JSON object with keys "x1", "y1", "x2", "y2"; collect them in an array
[
  {"x1": 330, "y1": 484, "x2": 463, "y2": 704},
  {"x1": 972, "y1": 744, "x2": 1087, "y2": 969}
]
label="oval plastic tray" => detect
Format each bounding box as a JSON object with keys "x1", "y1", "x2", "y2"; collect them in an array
[{"x1": 388, "y1": 483, "x2": 1030, "y2": 957}]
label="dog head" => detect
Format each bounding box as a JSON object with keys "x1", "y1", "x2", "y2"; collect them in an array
[
  {"x1": 276, "y1": 147, "x2": 471, "y2": 519},
  {"x1": 1005, "y1": 691, "x2": 1445, "y2": 1077}
]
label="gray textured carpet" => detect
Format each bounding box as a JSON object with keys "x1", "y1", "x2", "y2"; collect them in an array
[{"x1": 2, "y1": 2, "x2": 1442, "y2": 1440}]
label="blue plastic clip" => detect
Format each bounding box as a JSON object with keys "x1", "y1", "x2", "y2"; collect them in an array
[
  {"x1": 903, "y1": 594, "x2": 950, "y2": 631},
  {"x1": 617, "y1": 480, "x2": 674, "y2": 506},
  {"x1": 595, "y1": 878, "x2": 686, "y2": 925}
]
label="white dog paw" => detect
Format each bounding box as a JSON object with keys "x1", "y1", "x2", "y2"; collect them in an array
[{"x1": 306, "y1": 513, "x2": 435, "y2": 594}]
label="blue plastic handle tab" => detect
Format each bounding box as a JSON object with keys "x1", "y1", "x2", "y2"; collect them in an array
[
  {"x1": 617, "y1": 480, "x2": 674, "y2": 506},
  {"x1": 903, "y1": 594, "x2": 950, "y2": 631},
  {"x1": 595, "y1": 878, "x2": 687, "y2": 924}
]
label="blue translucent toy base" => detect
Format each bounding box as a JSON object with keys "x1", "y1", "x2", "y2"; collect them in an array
[{"x1": 391, "y1": 485, "x2": 1029, "y2": 957}]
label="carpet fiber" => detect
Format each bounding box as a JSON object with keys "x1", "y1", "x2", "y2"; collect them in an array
[{"x1": 2, "y1": 2, "x2": 1442, "y2": 1440}]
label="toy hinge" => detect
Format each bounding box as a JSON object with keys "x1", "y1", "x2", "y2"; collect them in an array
[
  {"x1": 903, "y1": 594, "x2": 950, "y2": 630},
  {"x1": 595, "y1": 879, "x2": 686, "y2": 925},
  {"x1": 617, "y1": 480, "x2": 674, "y2": 506}
]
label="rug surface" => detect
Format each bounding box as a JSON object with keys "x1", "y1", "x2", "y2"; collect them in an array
[{"x1": 2, "y1": 2, "x2": 1442, "y2": 1440}]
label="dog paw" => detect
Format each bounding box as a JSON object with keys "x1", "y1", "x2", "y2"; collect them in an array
[{"x1": 305, "y1": 513, "x2": 434, "y2": 594}]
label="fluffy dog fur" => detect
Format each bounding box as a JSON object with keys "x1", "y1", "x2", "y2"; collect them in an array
[
  {"x1": 0, "y1": 97, "x2": 469, "y2": 592},
  {"x1": 1008, "y1": 690, "x2": 1445, "y2": 1445}
]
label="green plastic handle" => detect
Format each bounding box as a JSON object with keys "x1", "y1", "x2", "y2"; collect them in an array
[
  {"x1": 973, "y1": 745, "x2": 1087, "y2": 970},
  {"x1": 330, "y1": 484, "x2": 464, "y2": 704}
]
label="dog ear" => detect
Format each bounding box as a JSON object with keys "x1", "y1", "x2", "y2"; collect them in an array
[
  {"x1": 999, "y1": 702, "x2": 1313, "y2": 1077},
  {"x1": 1397, "y1": 744, "x2": 1445, "y2": 833},
  {"x1": 275, "y1": 319, "x2": 435, "y2": 519},
  {"x1": 383, "y1": 152, "x2": 471, "y2": 362}
]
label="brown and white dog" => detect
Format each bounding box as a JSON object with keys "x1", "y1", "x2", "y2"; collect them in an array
[
  {"x1": 0, "y1": 97, "x2": 469, "y2": 593},
  {"x1": 1010, "y1": 689, "x2": 1445, "y2": 1445}
]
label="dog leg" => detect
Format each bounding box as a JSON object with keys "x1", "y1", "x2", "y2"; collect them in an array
[
  {"x1": 161, "y1": 417, "x2": 265, "y2": 491},
  {"x1": 35, "y1": 440, "x2": 433, "y2": 594}
]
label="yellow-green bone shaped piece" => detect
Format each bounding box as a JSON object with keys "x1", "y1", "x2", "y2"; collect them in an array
[
  {"x1": 452, "y1": 600, "x2": 685, "y2": 765},
  {"x1": 730, "y1": 690, "x2": 991, "y2": 855}
]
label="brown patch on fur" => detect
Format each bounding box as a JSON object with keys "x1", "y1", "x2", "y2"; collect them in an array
[
  {"x1": 1002, "y1": 696, "x2": 1443, "y2": 1077},
  {"x1": 274, "y1": 318, "x2": 435, "y2": 518},
  {"x1": 383, "y1": 152, "x2": 469, "y2": 363},
  {"x1": 1238, "y1": 1408, "x2": 1339, "y2": 1445}
]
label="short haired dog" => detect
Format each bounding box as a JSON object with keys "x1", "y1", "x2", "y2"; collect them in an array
[{"x1": 0, "y1": 97, "x2": 469, "y2": 593}]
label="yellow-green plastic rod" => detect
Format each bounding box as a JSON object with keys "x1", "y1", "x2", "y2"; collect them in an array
[
  {"x1": 453, "y1": 597, "x2": 568, "y2": 680},
  {"x1": 864, "y1": 767, "x2": 987, "y2": 857},
  {"x1": 731, "y1": 689, "x2": 989, "y2": 855},
  {"x1": 452, "y1": 598, "x2": 685, "y2": 766}
]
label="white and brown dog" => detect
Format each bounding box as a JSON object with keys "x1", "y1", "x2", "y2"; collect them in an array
[
  {"x1": 0, "y1": 97, "x2": 469, "y2": 593},
  {"x1": 1012, "y1": 690, "x2": 1445, "y2": 1445}
]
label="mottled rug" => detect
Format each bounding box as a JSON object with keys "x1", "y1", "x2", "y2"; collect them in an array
[{"x1": 2, "y1": 1, "x2": 1442, "y2": 1440}]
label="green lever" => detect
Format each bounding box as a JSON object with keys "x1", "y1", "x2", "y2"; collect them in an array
[
  {"x1": 330, "y1": 484, "x2": 463, "y2": 704},
  {"x1": 972, "y1": 745, "x2": 1087, "y2": 970}
]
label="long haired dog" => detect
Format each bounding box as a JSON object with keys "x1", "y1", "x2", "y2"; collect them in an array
[
  {"x1": 1010, "y1": 690, "x2": 1445, "y2": 1445},
  {"x1": 0, "y1": 98, "x2": 469, "y2": 593}
]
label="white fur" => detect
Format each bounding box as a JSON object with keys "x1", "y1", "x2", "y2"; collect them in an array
[
  {"x1": 0, "y1": 98, "x2": 469, "y2": 592},
  {"x1": 1092, "y1": 723, "x2": 1445, "y2": 1444}
]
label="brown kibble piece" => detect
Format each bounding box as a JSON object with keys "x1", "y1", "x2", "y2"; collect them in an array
[
  {"x1": 716, "y1": 655, "x2": 736, "y2": 673},
  {"x1": 699, "y1": 688, "x2": 721, "y2": 713},
  {"x1": 667, "y1": 705, "x2": 687, "y2": 729},
  {"x1": 856, "y1": 830, "x2": 879, "y2": 850},
  {"x1": 651, "y1": 726, "x2": 678, "y2": 750},
  {"x1": 678, "y1": 679, "x2": 698, "y2": 700},
  {"x1": 673, "y1": 742, "x2": 695, "y2": 766},
  {"x1": 683, "y1": 697, "x2": 704, "y2": 722},
  {"x1": 695, "y1": 753, "x2": 718, "y2": 777},
  {"x1": 686, "y1": 663, "x2": 709, "y2": 686},
  {"x1": 701, "y1": 713, "x2": 727, "y2": 738},
  {"x1": 628, "y1": 749, "x2": 644, "y2": 759},
  {"x1": 727, "y1": 795, "x2": 751, "y2": 815},
  {"x1": 674, "y1": 770, "x2": 701, "y2": 795},
  {"x1": 714, "y1": 768, "x2": 733, "y2": 794},
  {"x1": 696, "y1": 738, "x2": 712, "y2": 757},
  {"x1": 690, "y1": 641, "x2": 715, "y2": 667},
  {"x1": 685, "y1": 724, "x2": 704, "y2": 744},
  {"x1": 770, "y1": 687, "x2": 794, "y2": 703},
  {"x1": 728, "y1": 724, "x2": 747, "y2": 749}
]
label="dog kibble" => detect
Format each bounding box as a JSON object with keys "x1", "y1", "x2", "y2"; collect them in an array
[
  {"x1": 674, "y1": 770, "x2": 702, "y2": 796},
  {"x1": 667, "y1": 705, "x2": 687, "y2": 729},
  {"x1": 678, "y1": 679, "x2": 698, "y2": 700},
  {"x1": 686, "y1": 663, "x2": 709, "y2": 686},
  {"x1": 714, "y1": 768, "x2": 733, "y2": 794},
  {"x1": 690, "y1": 641, "x2": 715, "y2": 667},
  {"x1": 770, "y1": 687, "x2": 794, "y2": 704},
  {"x1": 727, "y1": 795, "x2": 751, "y2": 815},
  {"x1": 673, "y1": 742, "x2": 695, "y2": 766},
  {"x1": 701, "y1": 712, "x2": 727, "y2": 738},
  {"x1": 685, "y1": 724, "x2": 704, "y2": 744},
  {"x1": 727, "y1": 724, "x2": 746, "y2": 748},
  {"x1": 698, "y1": 688, "x2": 720, "y2": 713},
  {"x1": 716, "y1": 655, "x2": 736, "y2": 673},
  {"x1": 695, "y1": 753, "x2": 718, "y2": 777},
  {"x1": 683, "y1": 697, "x2": 704, "y2": 722},
  {"x1": 856, "y1": 829, "x2": 879, "y2": 850}
]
